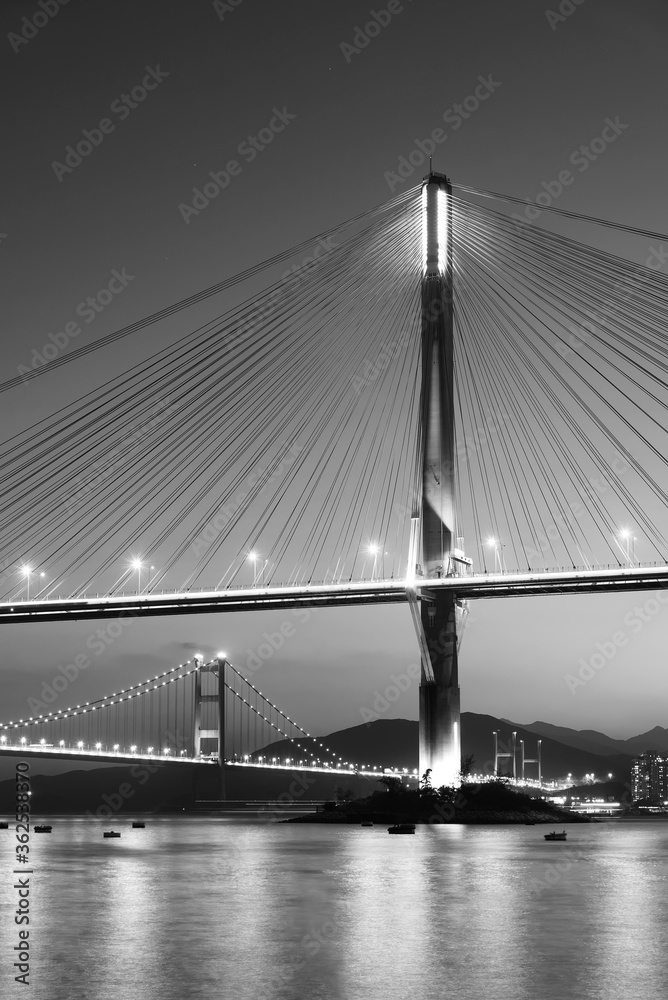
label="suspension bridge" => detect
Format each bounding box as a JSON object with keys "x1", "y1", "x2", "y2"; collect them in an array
[
  {"x1": 1, "y1": 170, "x2": 667, "y2": 790},
  {"x1": 0, "y1": 655, "x2": 416, "y2": 796}
]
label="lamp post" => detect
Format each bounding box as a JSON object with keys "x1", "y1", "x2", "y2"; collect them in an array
[
  {"x1": 367, "y1": 543, "x2": 379, "y2": 580},
  {"x1": 248, "y1": 552, "x2": 268, "y2": 586},
  {"x1": 486, "y1": 537, "x2": 504, "y2": 573},
  {"x1": 131, "y1": 558, "x2": 143, "y2": 593}
]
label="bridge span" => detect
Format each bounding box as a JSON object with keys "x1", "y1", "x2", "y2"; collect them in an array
[{"x1": 1, "y1": 564, "x2": 668, "y2": 624}]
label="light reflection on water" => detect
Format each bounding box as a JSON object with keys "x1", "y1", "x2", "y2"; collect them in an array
[{"x1": 2, "y1": 818, "x2": 668, "y2": 999}]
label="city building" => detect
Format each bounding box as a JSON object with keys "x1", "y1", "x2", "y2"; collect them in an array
[{"x1": 631, "y1": 753, "x2": 668, "y2": 803}]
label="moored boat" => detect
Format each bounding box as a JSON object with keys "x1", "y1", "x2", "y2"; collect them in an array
[
  {"x1": 103, "y1": 831, "x2": 121, "y2": 838},
  {"x1": 34, "y1": 825, "x2": 52, "y2": 833},
  {"x1": 544, "y1": 830, "x2": 567, "y2": 841},
  {"x1": 388, "y1": 823, "x2": 416, "y2": 835}
]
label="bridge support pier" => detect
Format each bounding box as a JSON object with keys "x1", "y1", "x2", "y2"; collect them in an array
[
  {"x1": 418, "y1": 592, "x2": 461, "y2": 789},
  {"x1": 415, "y1": 169, "x2": 463, "y2": 789}
]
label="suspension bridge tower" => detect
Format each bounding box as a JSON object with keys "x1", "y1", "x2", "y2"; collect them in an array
[{"x1": 415, "y1": 170, "x2": 466, "y2": 789}]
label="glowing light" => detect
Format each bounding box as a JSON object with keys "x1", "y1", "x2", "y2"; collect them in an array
[
  {"x1": 131, "y1": 558, "x2": 143, "y2": 570},
  {"x1": 77, "y1": 741, "x2": 83, "y2": 748},
  {"x1": 486, "y1": 537, "x2": 497, "y2": 548},
  {"x1": 367, "y1": 543, "x2": 380, "y2": 556},
  {"x1": 217, "y1": 651, "x2": 227, "y2": 660},
  {"x1": 130, "y1": 745, "x2": 137, "y2": 753},
  {"x1": 619, "y1": 528, "x2": 630, "y2": 539},
  {"x1": 421, "y1": 180, "x2": 448, "y2": 276},
  {"x1": 148, "y1": 747, "x2": 154, "y2": 754},
  {"x1": 95, "y1": 743, "x2": 102, "y2": 750},
  {"x1": 113, "y1": 744, "x2": 120, "y2": 751}
]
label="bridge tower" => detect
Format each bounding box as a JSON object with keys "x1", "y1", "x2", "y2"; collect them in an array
[
  {"x1": 192, "y1": 655, "x2": 227, "y2": 799},
  {"x1": 414, "y1": 170, "x2": 466, "y2": 789}
]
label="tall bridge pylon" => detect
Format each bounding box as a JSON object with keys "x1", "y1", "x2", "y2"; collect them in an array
[{"x1": 413, "y1": 171, "x2": 466, "y2": 788}]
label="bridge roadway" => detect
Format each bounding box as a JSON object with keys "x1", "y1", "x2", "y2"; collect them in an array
[
  {"x1": 1, "y1": 564, "x2": 668, "y2": 623},
  {"x1": 0, "y1": 745, "x2": 415, "y2": 779}
]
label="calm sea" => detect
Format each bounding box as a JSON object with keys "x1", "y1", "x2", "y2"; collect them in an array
[{"x1": 1, "y1": 816, "x2": 667, "y2": 999}]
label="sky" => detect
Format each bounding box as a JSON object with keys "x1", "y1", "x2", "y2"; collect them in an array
[{"x1": 1, "y1": 0, "x2": 667, "y2": 759}]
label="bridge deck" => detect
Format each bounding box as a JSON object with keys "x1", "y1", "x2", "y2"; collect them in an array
[{"x1": 1, "y1": 565, "x2": 668, "y2": 623}]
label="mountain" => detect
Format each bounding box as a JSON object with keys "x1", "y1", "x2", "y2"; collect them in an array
[
  {"x1": 523, "y1": 721, "x2": 668, "y2": 758},
  {"x1": 257, "y1": 712, "x2": 634, "y2": 782},
  {"x1": 0, "y1": 712, "x2": 643, "y2": 815}
]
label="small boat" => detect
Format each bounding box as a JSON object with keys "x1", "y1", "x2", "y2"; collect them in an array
[
  {"x1": 0, "y1": 821, "x2": 8, "y2": 829},
  {"x1": 361, "y1": 821, "x2": 374, "y2": 827},
  {"x1": 388, "y1": 823, "x2": 416, "y2": 835},
  {"x1": 103, "y1": 831, "x2": 121, "y2": 838},
  {"x1": 131, "y1": 821, "x2": 145, "y2": 828},
  {"x1": 34, "y1": 825, "x2": 52, "y2": 833},
  {"x1": 544, "y1": 830, "x2": 567, "y2": 841}
]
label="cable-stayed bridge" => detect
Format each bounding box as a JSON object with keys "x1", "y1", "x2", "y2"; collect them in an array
[{"x1": 2, "y1": 171, "x2": 667, "y2": 788}]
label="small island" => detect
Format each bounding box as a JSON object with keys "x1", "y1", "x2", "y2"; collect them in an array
[{"x1": 285, "y1": 772, "x2": 592, "y2": 825}]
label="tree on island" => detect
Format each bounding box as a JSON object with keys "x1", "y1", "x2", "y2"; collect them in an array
[
  {"x1": 377, "y1": 776, "x2": 402, "y2": 794},
  {"x1": 460, "y1": 754, "x2": 476, "y2": 782}
]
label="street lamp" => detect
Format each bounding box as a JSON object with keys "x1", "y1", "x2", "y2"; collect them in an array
[
  {"x1": 22, "y1": 565, "x2": 43, "y2": 600},
  {"x1": 485, "y1": 537, "x2": 504, "y2": 572},
  {"x1": 131, "y1": 558, "x2": 143, "y2": 593},
  {"x1": 367, "y1": 543, "x2": 380, "y2": 579},
  {"x1": 248, "y1": 552, "x2": 268, "y2": 586}
]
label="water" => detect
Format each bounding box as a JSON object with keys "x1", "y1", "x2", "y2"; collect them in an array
[{"x1": 2, "y1": 817, "x2": 668, "y2": 999}]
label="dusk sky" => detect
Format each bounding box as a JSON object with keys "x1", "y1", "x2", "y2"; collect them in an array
[{"x1": 1, "y1": 0, "x2": 667, "y2": 761}]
